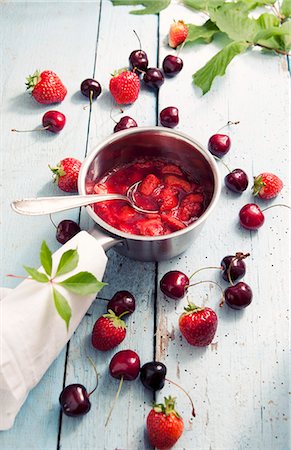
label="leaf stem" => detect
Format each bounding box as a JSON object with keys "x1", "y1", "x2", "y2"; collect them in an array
[{"x1": 250, "y1": 42, "x2": 290, "y2": 56}]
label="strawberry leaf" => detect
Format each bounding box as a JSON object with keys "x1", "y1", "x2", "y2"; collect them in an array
[
  {"x1": 58, "y1": 272, "x2": 107, "y2": 296},
  {"x1": 281, "y1": 0, "x2": 291, "y2": 18},
  {"x1": 186, "y1": 20, "x2": 220, "y2": 44},
  {"x1": 193, "y1": 41, "x2": 250, "y2": 94},
  {"x1": 55, "y1": 249, "x2": 79, "y2": 278},
  {"x1": 24, "y1": 266, "x2": 49, "y2": 283},
  {"x1": 111, "y1": 0, "x2": 170, "y2": 14},
  {"x1": 52, "y1": 287, "x2": 72, "y2": 331},
  {"x1": 40, "y1": 240, "x2": 52, "y2": 276}
]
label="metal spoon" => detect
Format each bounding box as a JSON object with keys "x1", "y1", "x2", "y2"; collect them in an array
[{"x1": 11, "y1": 181, "x2": 158, "y2": 216}]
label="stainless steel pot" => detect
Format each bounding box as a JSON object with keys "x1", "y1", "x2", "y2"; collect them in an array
[{"x1": 78, "y1": 127, "x2": 221, "y2": 262}]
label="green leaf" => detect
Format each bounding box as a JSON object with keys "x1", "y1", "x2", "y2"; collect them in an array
[
  {"x1": 255, "y1": 12, "x2": 280, "y2": 29},
  {"x1": 254, "y1": 21, "x2": 291, "y2": 50},
  {"x1": 52, "y1": 287, "x2": 72, "y2": 331},
  {"x1": 193, "y1": 41, "x2": 250, "y2": 94},
  {"x1": 58, "y1": 271, "x2": 107, "y2": 296},
  {"x1": 55, "y1": 249, "x2": 79, "y2": 278},
  {"x1": 186, "y1": 20, "x2": 220, "y2": 44},
  {"x1": 40, "y1": 241, "x2": 52, "y2": 276},
  {"x1": 281, "y1": 0, "x2": 291, "y2": 18},
  {"x1": 209, "y1": 3, "x2": 262, "y2": 41},
  {"x1": 111, "y1": 0, "x2": 170, "y2": 14},
  {"x1": 24, "y1": 266, "x2": 49, "y2": 283},
  {"x1": 238, "y1": 0, "x2": 275, "y2": 10},
  {"x1": 183, "y1": 0, "x2": 224, "y2": 11}
]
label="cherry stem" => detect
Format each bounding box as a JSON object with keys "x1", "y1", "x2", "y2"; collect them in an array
[
  {"x1": 133, "y1": 29, "x2": 142, "y2": 49},
  {"x1": 226, "y1": 252, "x2": 250, "y2": 286},
  {"x1": 118, "y1": 311, "x2": 130, "y2": 319},
  {"x1": 87, "y1": 355, "x2": 99, "y2": 397},
  {"x1": 49, "y1": 214, "x2": 57, "y2": 229},
  {"x1": 11, "y1": 126, "x2": 50, "y2": 133},
  {"x1": 6, "y1": 274, "x2": 30, "y2": 279},
  {"x1": 109, "y1": 107, "x2": 124, "y2": 124},
  {"x1": 165, "y1": 378, "x2": 196, "y2": 417},
  {"x1": 177, "y1": 40, "x2": 186, "y2": 57},
  {"x1": 89, "y1": 90, "x2": 93, "y2": 108},
  {"x1": 189, "y1": 266, "x2": 222, "y2": 280},
  {"x1": 261, "y1": 204, "x2": 291, "y2": 212},
  {"x1": 213, "y1": 155, "x2": 231, "y2": 173},
  {"x1": 187, "y1": 280, "x2": 225, "y2": 306},
  {"x1": 216, "y1": 120, "x2": 240, "y2": 133},
  {"x1": 105, "y1": 376, "x2": 124, "y2": 427}
]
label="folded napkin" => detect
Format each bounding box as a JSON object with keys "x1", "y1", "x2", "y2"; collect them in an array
[{"x1": 0, "y1": 231, "x2": 108, "y2": 430}]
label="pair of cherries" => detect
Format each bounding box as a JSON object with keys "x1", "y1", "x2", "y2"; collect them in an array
[{"x1": 160, "y1": 252, "x2": 253, "y2": 310}]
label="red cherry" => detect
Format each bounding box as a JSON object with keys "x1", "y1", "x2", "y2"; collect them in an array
[
  {"x1": 224, "y1": 282, "x2": 253, "y2": 310},
  {"x1": 42, "y1": 110, "x2": 66, "y2": 133},
  {"x1": 59, "y1": 384, "x2": 91, "y2": 416},
  {"x1": 109, "y1": 350, "x2": 140, "y2": 381},
  {"x1": 160, "y1": 270, "x2": 189, "y2": 300},
  {"x1": 113, "y1": 116, "x2": 137, "y2": 133},
  {"x1": 225, "y1": 169, "x2": 248, "y2": 193},
  {"x1": 208, "y1": 134, "x2": 231, "y2": 158},
  {"x1": 239, "y1": 203, "x2": 265, "y2": 230},
  {"x1": 107, "y1": 291, "x2": 136, "y2": 316}
]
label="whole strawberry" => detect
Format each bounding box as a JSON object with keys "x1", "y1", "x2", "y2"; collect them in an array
[
  {"x1": 179, "y1": 303, "x2": 218, "y2": 346},
  {"x1": 252, "y1": 172, "x2": 283, "y2": 200},
  {"x1": 50, "y1": 157, "x2": 81, "y2": 193},
  {"x1": 92, "y1": 310, "x2": 126, "y2": 351},
  {"x1": 168, "y1": 20, "x2": 188, "y2": 48},
  {"x1": 109, "y1": 69, "x2": 140, "y2": 105},
  {"x1": 26, "y1": 70, "x2": 67, "y2": 104},
  {"x1": 146, "y1": 396, "x2": 184, "y2": 450}
]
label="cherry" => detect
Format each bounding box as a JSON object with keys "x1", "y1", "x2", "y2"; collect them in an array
[
  {"x1": 107, "y1": 291, "x2": 136, "y2": 316},
  {"x1": 221, "y1": 252, "x2": 249, "y2": 283},
  {"x1": 224, "y1": 282, "x2": 253, "y2": 310},
  {"x1": 129, "y1": 30, "x2": 148, "y2": 72},
  {"x1": 160, "y1": 106, "x2": 179, "y2": 128},
  {"x1": 143, "y1": 68, "x2": 164, "y2": 89},
  {"x1": 160, "y1": 270, "x2": 189, "y2": 300},
  {"x1": 80, "y1": 78, "x2": 102, "y2": 102},
  {"x1": 59, "y1": 356, "x2": 98, "y2": 417},
  {"x1": 113, "y1": 116, "x2": 138, "y2": 133},
  {"x1": 162, "y1": 55, "x2": 183, "y2": 77},
  {"x1": 208, "y1": 134, "x2": 231, "y2": 158},
  {"x1": 239, "y1": 204, "x2": 265, "y2": 230},
  {"x1": 225, "y1": 169, "x2": 248, "y2": 193},
  {"x1": 56, "y1": 219, "x2": 81, "y2": 244},
  {"x1": 11, "y1": 110, "x2": 66, "y2": 134},
  {"x1": 106, "y1": 350, "x2": 141, "y2": 426},
  {"x1": 140, "y1": 361, "x2": 167, "y2": 391}
]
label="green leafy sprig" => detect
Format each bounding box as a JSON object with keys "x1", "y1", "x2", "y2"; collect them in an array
[
  {"x1": 112, "y1": 0, "x2": 291, "y2": 93},
  {"x1": 24, "y1": 241, "x2": 106, "y2": 330}
]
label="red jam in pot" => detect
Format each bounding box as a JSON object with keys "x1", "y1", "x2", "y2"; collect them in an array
[{"x1": 86, "y1": 159, "x2": 206, "y2": 236}]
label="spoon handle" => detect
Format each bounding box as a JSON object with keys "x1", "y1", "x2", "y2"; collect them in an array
[{"x1": 11, "y1": 194, "x2": 127, "y2": 216}]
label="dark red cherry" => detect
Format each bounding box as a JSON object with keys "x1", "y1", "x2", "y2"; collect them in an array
[
  {"x1": 107, "y1": 291, "x2": 136, "y2": 316},
  {"x1": 59, "y1": 384, "x2": 91, "y2": 416},
  {"x1": 113, "y1": 116, "x2": 138, "y2": 133},
  {"x1": 221, "y1": 253, "x2": 248, "y2": 282},
  {"x1": 143, "y1": 68, "x2": 164, "y2": 89},
  {"x1": 160, "y1": 270, "x2": 189, "y2": 300},
  {"x1": 162, "y1": 55, "x2": 183, "y2": 77},
  {"x1": 129, "y1": 50, "x2": 148, "y2": 72},
  {"x1": 225, "y1": 169, "x2": 249, "y2": 193},
  {"x1": 224, "y1": 282, "x2": 253, "y2": 310},
  {"x1": 140, "y1": 361, "x2": 167, "y2": 391},
  {"x1": 80, "y1": 78, "x2": 102, "y2": 99},
  {"x1": 160, "y1": 107, "x2": 179, "y2": 128},
  {"x1": 239, "y1": 204, "x2": 265, "y2": 230},
  {"x1": 109, "y1": 350, "x2": 140, "y2": 381},
  {"x1": 56, "y1": 220, "x2": 81, "y2": 244},
  {"x1": 42, "y1": 110, "x2": 66, "y2": 133},
  {"x1": 208, "y1": 134, "x2": 231, "y2": 158}
]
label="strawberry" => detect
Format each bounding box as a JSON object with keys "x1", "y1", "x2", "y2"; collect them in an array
[
  {"x1": 137, "y1": 218, "x2": 164, "y2": 236},
  {"x1": 50, "y1": 157, "x2": 81, "y2": 193},
  {"x1": 179, "y1": 303, "x2": 218, "y2": 346},
  {"x1": 161, "y1": 214, "x2": 186, "y2": 231},
  {"x1": 168, "y1": 20, "x2": 188, "y2": 49},
  {"x1": 91, "y1": 310, "x2": 126, "y2": 351},
  {"x1": 164, "y1": 175, "x2": 192, "y2": 193},
  {"x1": 178, "y1": 193, "x2": 204, "y2": 221},
  {"x1": 139, "y1": 174, "x2": 160, "y2": 196},
  {"x1": 109, "y1": 69, "x2": 140, "y2": 105},
  {"x1": 146, "y1": 396, "x2": 184, "y2": 450},
  {"x1": 26, "y1": 70, "x2": 67, "y2": 104},
  {"x1": 252, "y1": 172, "x2": 283, "y2": 200}
]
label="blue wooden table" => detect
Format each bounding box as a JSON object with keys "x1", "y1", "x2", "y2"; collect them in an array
[{"x1": 1, "y1": 1, "x2": 290, "y2": 449}]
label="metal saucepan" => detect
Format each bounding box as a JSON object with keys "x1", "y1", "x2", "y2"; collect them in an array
[{"x1": 78, "y1": 127, "x2": 221, "y2": 261}]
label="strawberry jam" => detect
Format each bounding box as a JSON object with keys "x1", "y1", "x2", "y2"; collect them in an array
[{"x1": 86, "y1": 159, "x2": 205, "y2": 236}]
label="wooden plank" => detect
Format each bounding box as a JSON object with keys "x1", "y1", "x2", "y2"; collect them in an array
[
  {"x1": 59, "y1": 1, "x2": 158, "y2": 449},
  {"x1": 0, "y1": 2, "x2": 100, "y2": 448},
  {"x1": 157, "y1": 3, "x2": 290, "y2": 450}
]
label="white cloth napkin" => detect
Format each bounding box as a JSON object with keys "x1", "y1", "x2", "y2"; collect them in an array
[{"x1": 0, "y1": 231, "x2": 108, "y2": 430}]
